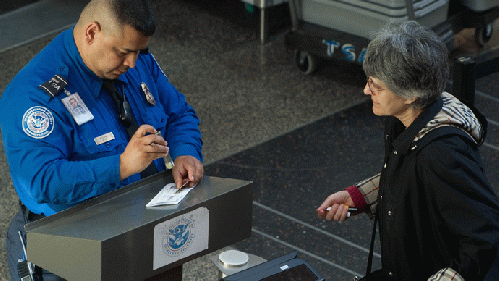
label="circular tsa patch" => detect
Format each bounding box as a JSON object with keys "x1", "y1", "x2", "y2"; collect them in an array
[{"x1": 22, "y1": 106, "x2": 55, "y2": 139}]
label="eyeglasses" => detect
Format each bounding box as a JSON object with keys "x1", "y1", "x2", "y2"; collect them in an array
[{"x1": 366, "y1": 77, "x2": 386, "y2": 93}]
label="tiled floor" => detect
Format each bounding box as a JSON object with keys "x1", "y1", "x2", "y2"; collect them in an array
[
  {"x1": 204, "y1": 101, "x2": 386, "y2": 279},
  {"x1": 1, "y1": 0, "x2": 499, "y2": 280},
  {"x1": 0, "y1": 0, "x2": 40, "y2": 14}
]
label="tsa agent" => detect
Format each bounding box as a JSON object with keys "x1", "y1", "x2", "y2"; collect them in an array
[{"x1": 0, "y1": 0, "x2": 203, "y2": 280}]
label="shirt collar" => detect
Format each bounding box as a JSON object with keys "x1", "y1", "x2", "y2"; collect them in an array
[
  {"x1": 63, "y1": 27, "x2": 103, "y2": 98},
  {"x1": 63, "y1": 27, "x2": 131, "y2": 98}
]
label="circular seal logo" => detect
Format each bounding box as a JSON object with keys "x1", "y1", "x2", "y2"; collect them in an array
[
  {"x1": 22, "y1": 106, "x2": 55, "y2": 139},
  {"x1": 163, "y1": 217, "x2": 195, "y2": 257}
]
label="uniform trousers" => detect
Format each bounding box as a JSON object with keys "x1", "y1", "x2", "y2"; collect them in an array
[{"x1": 7, "y1": 207, "x2": 66, "y2": 281}]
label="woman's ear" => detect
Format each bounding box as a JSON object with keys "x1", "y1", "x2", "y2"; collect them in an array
[{"x1": 405, "y1": 96, "x2": 418, "y2": 106}]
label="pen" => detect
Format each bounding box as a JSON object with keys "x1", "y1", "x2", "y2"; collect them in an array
[
  {"x1": 154, "y1": 131, "x2": 174, "y2": 169},
  {"x1": 326, "y1": 206, "x2": 359, "y2": 218},
  {"x1": 175, "y1": 180, "x2": 190, "y2": 193}
]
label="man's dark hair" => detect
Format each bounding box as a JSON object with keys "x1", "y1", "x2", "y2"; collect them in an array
[{"x1": 112, "y1": 0, "x2": 155, "y2": 36}]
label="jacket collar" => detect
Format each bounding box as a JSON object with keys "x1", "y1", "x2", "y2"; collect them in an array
[
  {"x1": 391, "y1": 97, "x2": 443, "y2": 153},
  {"x1": 391, "y1": 92, "x2": 488, "y2": 153},
  {"x1": 415, "y1": 92, "x2": 486, "y2": 145}
]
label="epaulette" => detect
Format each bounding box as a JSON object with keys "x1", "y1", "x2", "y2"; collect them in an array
[{"x1": 38, "y1": 74, "x2": 68, "y2": 98}]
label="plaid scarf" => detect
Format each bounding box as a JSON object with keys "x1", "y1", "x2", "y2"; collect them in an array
[{"x1": 414, "y1": 92, "x2": 484, "y2": 145}]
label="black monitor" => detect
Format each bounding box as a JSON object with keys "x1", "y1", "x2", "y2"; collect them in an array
[{"x1": 222, "y1": 252, "x2": 324, "y2": 281}]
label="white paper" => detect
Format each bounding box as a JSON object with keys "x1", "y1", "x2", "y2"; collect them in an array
[{"x1": 146, "y1": 183, "x2": 193, "y2": 208}]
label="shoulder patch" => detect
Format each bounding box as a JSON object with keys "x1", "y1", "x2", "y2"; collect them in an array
[
  {"x1": 22, "y1": 106, "x2": 55, "y2": 139},
  {"x1": 38, "y1": 75, "x2": 68, "y2": 97}
]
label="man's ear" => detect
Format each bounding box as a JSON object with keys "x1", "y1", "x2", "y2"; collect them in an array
[{"x1": 85, "y1": 22, "x2": 101, "y2": 45}]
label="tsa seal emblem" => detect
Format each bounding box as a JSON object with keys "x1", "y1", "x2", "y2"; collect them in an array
[
  {"x1": 22, "y1": 106, "x2": 55, "y2": 139},
  {"x1": 153, "y1": 207, "x2": 209, "y2": 270},
  {"x1": 163, "y1": 217, "x2": 195, "y2": 257}
]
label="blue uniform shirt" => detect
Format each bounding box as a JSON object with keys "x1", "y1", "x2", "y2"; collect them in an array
[{"x1": 0, "y1": 28, "x2": 203, "y2": 216}]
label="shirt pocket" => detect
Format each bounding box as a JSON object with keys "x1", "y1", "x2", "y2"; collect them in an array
[
  {"x1": 74, "y1": 120, "x2": 124, "y2": 158},
  {"x1": 139, "y1": 105, "x2": 168, "y2": 134}
]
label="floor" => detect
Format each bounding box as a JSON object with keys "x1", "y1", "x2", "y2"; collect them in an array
[
  {"x1": 1, "y1": 0, "x2": 499, "y2": 280},
  {"x1": 0, "y1": 0, "x2": 39, "y2": 14}
]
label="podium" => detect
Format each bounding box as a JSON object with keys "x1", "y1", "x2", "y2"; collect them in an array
[{"x1": 24, "y1": 174, "x2": 253, "y2": 280}]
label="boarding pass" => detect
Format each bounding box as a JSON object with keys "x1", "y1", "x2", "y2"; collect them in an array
[{"x1": 146, "y1": 183, "x2": 194, "y2": 207}]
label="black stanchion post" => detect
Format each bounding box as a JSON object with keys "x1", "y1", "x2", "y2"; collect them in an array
[
  {"x1": 260, "y1": 2, "x2": 269, "y2": 44},
  {"x1": 452, "y1": 57, "x2": 476, "y2": 106}
]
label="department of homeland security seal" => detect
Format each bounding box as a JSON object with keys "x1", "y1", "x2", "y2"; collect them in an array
[
  {"x1": 162, "y1": 217, "x2": 195, "y2": 257},
  {"x1": 22, "y1": 106, "x2": 55, "y2": 139}
]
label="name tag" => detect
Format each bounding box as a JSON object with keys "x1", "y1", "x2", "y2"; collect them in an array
[
  {"x1": 94, "y1": 132, "x2": 115, "y2": 145},
  {"x1": 61, "y1": 92, "x2": 94, "y2": 125}
]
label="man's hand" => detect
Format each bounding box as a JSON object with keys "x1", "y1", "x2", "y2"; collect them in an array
[
  {"x1": 119, "y1": 125, "x2": 168, "y2": 180},
  {"x1": 317, "y1": 190, "x2": 355, "y2": 221},
  {"x1": 172, "y1": 155, "x2": 203, "y2": 189}
]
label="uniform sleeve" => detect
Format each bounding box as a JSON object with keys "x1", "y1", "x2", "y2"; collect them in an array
[
  {"x1": 418, "y1": 136, "x2": 499, "y2": 280},
  {"x1": 0, "y1": 92, "x2": 121, "y2": 209},
  {"x1": 147, "y1": 54, "x2": 203, "y2": 162}
]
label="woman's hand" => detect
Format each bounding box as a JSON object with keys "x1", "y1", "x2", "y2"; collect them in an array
[{"x1": 317, "y1": 190, "x2": 355, "y2": 221}]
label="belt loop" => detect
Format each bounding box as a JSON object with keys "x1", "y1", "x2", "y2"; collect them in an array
[
  {"x1": 19, "y1": 201, "x2": 45, "y2": 222},
  {"x1": 19, "y1": 201, "x2": 29, "y2": 223}
]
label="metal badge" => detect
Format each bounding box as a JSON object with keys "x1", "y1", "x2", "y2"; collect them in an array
[{"x1": 141, "y1": 82, "x2": 156, "y2": 105}]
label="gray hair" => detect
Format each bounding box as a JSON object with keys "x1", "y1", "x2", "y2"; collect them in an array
[{"x1": 363, "y1": 21, "x2": 449, "y2": 109}]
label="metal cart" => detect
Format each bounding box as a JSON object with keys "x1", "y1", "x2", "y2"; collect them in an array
[
  {"x1": 449, "y1": 0, "x2": 499, "y2": 46},
  {"x1": 240, "y1": 0, "x2": 287, "y2": 44},
  {"x1": 285, "y1": 0, "x2": 499, "y2": 76}
]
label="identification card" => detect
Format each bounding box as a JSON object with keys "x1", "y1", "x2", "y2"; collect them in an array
[{"x1": 61, "y1": 93, "x2": 94, "y2": 125}]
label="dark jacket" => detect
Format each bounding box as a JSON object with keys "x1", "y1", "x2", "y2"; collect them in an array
[{"x1": 349, "y1": 93, "x2": 499, "y2": 280}]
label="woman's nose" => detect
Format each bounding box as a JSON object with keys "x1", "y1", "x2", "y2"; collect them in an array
[{"x1": 363, "y1": 83, "x2": 372, "y2": 96}]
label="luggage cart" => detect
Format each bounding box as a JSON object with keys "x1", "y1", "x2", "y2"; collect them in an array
[
  {"x1": 240, "y1": 0, "x2": 288, "y2": 44},
  {"x1": 449, "y1": 0, "x2": 499, "y2": 46},
  {"x1": 285, "y1": 0, "x2": 499, "y2": 76},
  {"x1": 448, "y1": 1, "x2": 499, "y2": 106},
  {"x1": 285, "y1": 0, "x2": 452, "y2": 74}
]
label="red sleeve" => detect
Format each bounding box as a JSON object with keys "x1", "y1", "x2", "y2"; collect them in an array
[{"x1": 345, "y1": 185, "x2": 367, "y2": 211}]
